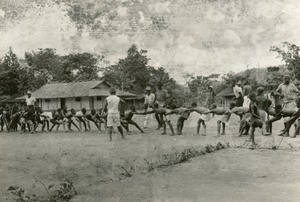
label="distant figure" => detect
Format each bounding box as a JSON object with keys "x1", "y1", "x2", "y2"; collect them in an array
[
  {"x1": 25, "y1": 91, "x2": 36, "y2": 133},
  {"x1": 103, "y1": 87, "x2": 124, "y2": 141},
  {"x1": 267, "y1": 86, "x2": 276, "y2": 108},
  {"x1": 154, "y1": 83, "x2": 169, "y2": 129},
  {"x1": 233, "y1": 81, "x2": 243, "y2": 107},
  {"x1": 206, "y1": 86, "x2": 216, "y2": 108},
  {"x1": 277, "y1": 75, "x2": 299, "y2": 136},
  {"x1": 143, "y1": 86, "x2": 155, "y2": 129}
]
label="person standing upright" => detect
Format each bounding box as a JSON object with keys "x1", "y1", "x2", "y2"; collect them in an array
[
  {"x1": 277, "y1": 75, "x2": 299, "y2": 137},
  {"x1": 154, "y1": 83, "x2": 169, "y2": 129},
  {"x1": 103, "y1": 87, "x2": 124, "y2": 141},
  {"x1": 233, "y1": 81, "x2": 243, "y2": 107},
  {"x1": 206, "y1": 86, "x2": 216, "y2": 108},
  {"x1": 26, "y1": 91, "x2": 36, "y2": 133},
  {"x1": 143, "y1": 86, "x2": 155, "y2": 129}
]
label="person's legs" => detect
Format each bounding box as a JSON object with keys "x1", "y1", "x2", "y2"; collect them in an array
[
  {"x1": 71, "y1": 120, "x2": 81, "y2": 131},
  {"x1": 144, "y1": 110, "x2": 151, "y2": 128},
  {"x1": 79, "y1": 117, "x2": 88, "y2": 131},
  {"x1": 91, "y1": 119, "x2": 99, "y2": 130},
  {"x1": 155, "y1": 113, "x2": 161, "y2": 129},
  {"x1": 179, "y1": 118, "x2": 186, "y2": 133},
  {"x1": 50, "y1": 121, "x2": 56, "y2": 132},
  {"x1": 128, "y1": 120, "x2": 144, "y2": 133},
  {"x1": 108, "y1": 126, "x2": 113, "y2": 141},
  {"x1": 250, "y1": 126, "x2": 255, "y2": 144},
  {"x1": 238, "y1": 120, "x2": 248, "y2": 136},
  {"x1": 85, "y1": 118, "x2": 91, "y2": 131},
  {"x1": 197, "y1": 119, "x2": 203, "y2": 135},
  {"x1": 117, "y1": 126, "x2": 124, "y2": 139},
  {"x1": 217, "y1": 120, "x2": 221, "y2": 136},
  {"x1": 159, "y1": 114, "x2": 164, "y2": 128},
  {"x1": 177, "y1": 117, "x2": 183, "y2": 135},
  {"x1": 221, "y1": 123, "x2": 225, "y2": 135},
  {"x1": 292, "y1": 119, "x2": 300, "y2": 138},
  {"x1": 162, "y1": 121, "x2": 167, "y2": 134},
  {"x1": 202, "y1": 121, "x2": 207, "y2": 136},
  {"x1": 28, "y1": 120, "x2": 34, "y2": 133},
  {"x1": 121, "y1": 121, "x2": 129, "y2": 133},
  {"x1": 76, "y1": 117, "x2": 82, "y2": 131},
  {"x1": 167, "y1": 121, "x2": 175, "y2": 136},
  {"x1": 56, "y1": 121, "x2": 61, "y2": 132}
]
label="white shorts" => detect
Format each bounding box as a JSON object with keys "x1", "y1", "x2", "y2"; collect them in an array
[
  {"x1": 107, "y1": 113, "x2": 121, "y2": 127},
  {"x1": 200, "y1": 114, "x2": 211, "y2": 122},
  {"x1": 163, "y1": 114, "x2": 171, "y2": 122}
]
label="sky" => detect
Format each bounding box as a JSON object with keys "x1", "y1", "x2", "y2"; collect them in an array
[{"x1": 0, "y1": 0, "x2": 300, "y2": 83}]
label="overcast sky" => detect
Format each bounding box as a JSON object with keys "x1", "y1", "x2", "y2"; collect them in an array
[{"x1": 0, "y1": 0, "x2": 299, "y2": 83}]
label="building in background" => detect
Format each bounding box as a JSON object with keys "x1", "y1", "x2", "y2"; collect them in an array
[{"x1": 17, "y1": 80, "x2": 137, "y2": 111}]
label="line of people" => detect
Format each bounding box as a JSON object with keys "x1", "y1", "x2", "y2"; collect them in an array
[{"x1": 2, "y1": 76, "x2": 300, "y2": 145}]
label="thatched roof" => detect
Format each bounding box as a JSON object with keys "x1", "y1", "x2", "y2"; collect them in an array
[{"x1": 17, "y1": 80, "x2": 136, "y2": 99}]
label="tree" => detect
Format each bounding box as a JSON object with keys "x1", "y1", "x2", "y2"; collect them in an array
[
  {"x1": 64, "y1": 52, "x2": 100, "y2": 81},
  {"x1": 25, "y1": 48, "x2": 69, "y2": 82},
  {"x1": 0, "y1": 48, "x2": 22, "y2": 95},
  {"x1": 270, "y1": 41, "x2": 300, "y2": 79},
  {"x1": 103, "y1": 44, "x2": 152, "y2": 93},
  {"x1": 148, "y1": 67, "x2": 176, "y2": 89}
]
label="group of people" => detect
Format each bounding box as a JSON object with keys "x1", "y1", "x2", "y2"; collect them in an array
[{"x1": 1, "y1": 75, "x2": 300, "y2": 144}]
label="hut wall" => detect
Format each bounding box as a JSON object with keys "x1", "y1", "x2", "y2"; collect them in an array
[
  {"x1": 40, "y1": 98, "x2": 60, "y2": 111},
  {"x1": 94, "y1": 96, "x2": 105, "y2": 110},
  {"x1": 65, "y1": 98, "x2": 73, "y2": 109},
  {"x1": 81, "y1": 97, "x2": 89, "y2": 109}
]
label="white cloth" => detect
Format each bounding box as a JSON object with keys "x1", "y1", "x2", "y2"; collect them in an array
[
  {"x1": 107, "y1": 113, "x2": 121, "y2": 127},
  {"x1": 233, "y1": 85, "x2": 243, "y2": 98},
  {"x1": 144, "y1": 93, "x2": 155, "y2": 106},
  {"x1": 75, "y1": 111, "x2": 83, "y2": 116},
  {"x1": 106, "y1": 95, "x2": 121, "y2": 114},
  {"x1": 242, "y1": 96, "x2": 251, "y2": 109},
  {"x1": 26, "y1": 96, "x2": 36, "y2": 106},
  {"x1": 40, "y1": 112, "x2": 52, "y2": 120},
  {"x1": 144, "y1": 107, "x2": 153, "y2": 128}
]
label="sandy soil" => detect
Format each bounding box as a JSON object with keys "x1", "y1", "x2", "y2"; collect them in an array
[{"x1": 1, "y1": 113, "x2": 300, "y2": 201}]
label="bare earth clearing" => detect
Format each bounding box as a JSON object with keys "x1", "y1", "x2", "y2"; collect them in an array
[{"x1": 1, "y1": 113, "x2": 300, "y2": 201}]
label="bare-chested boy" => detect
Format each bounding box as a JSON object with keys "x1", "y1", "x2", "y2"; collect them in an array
[
  {"x1": 209, "y1": 103, "x2": 236, "y2": 136},
  {"x1": 121, "y1": 106, "x2": 144, "y2": 134},
  {"x1": 137, "y1": 103, "x2": 175, "y2": 136},
  {"x1": 165, "y1": 102, "x2": 197, "y2": 135},
  {"x1": 247, "y1": 92, "x2": 269, "y2": 146}
]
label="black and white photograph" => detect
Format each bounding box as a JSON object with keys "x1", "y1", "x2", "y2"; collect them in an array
[{"x1": 0, "y1": 0, "x2": 300, "y2": 201}]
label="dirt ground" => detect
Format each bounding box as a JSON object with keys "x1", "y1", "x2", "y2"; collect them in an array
[
  {"x1": 75, "y1": 149, "x2": 300, "y2": 202},
  {"x1": 1, "y1": 113, "x2": 300, "y2": 201}
]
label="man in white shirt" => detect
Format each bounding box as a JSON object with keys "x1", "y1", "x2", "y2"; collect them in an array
[
  {"x1": 143, "y1": 86, "x2": 155, "y2": 129},
  {"x1": 103, "y1": 87, "x2": 124, "y2": 141},
  {"x1": 26, "y1": 91, "x2": 36, "y2": 130},
  {"x1": 26, "y1": 91, "x2": 36, "y2": 107}
]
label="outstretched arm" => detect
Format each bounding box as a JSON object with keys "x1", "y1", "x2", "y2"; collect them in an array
[{"x1": 135, "y1": 110, "x2": 156, "y2": 115}]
